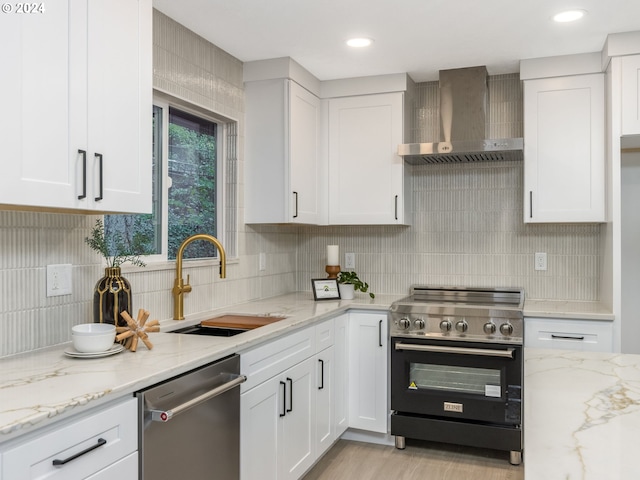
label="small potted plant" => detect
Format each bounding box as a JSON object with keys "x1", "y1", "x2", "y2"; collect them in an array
[
  {"x1": 337, "y1": 271, "x2": 375, "y2": 300},
  {"x1": 85, "y1": 219, "x2": 149, "y2": 327}
]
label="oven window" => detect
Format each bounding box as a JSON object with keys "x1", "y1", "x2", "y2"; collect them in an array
[{"x1": 409, "y1": 363, "x2": 502, "y2": 397}]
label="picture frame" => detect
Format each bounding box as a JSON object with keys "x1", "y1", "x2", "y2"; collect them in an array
[{"x1": 311, "y1": 278, "x2": 341, "y2": 301}]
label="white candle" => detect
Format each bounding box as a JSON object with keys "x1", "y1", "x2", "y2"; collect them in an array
[{"x1": 327, "y1": 245, "x2": 339, "y2": 266}]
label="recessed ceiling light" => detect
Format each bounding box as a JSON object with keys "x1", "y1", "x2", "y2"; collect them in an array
[
  {"x1": 553, "y1": 9, "x2": 587, "y2": 23},
  {"x1": 346, "y1": 37, "x2": 373, "y2": 48}
]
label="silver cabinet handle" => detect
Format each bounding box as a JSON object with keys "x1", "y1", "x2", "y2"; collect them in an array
[
  {"x1": 150, "y1": 373, "x2": 246, "y2": 422},
  {"x1": 394, "y1": 342, "x2": 514, "y2": 359}
]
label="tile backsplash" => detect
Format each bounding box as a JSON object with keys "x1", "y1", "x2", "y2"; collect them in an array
[
  {"x1": 296, "y1": 161, "x2": 601, "y2": 300},
  {"x1": 0, "y1": 12, "x2": 601, "y2": 358}
]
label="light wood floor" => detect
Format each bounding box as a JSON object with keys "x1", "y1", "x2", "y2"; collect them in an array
[{"x1": 303, "y1": 439, "x2": 524, "y2": 480}]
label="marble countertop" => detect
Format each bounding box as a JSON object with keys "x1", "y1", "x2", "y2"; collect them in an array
[
  {"x1": 525, "y1": 348, "x2": 640, "y2": 479},
  {"x1": 0, "y1": 292, "x2": 396, "y2": 444},
  {"x1": 523, "y1": 300, "x2": 614, "y2": 321}
]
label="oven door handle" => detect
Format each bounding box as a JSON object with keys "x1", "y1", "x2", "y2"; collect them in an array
[{"x1": 394, "y1": 342, "x2": 515, "y2": 359}]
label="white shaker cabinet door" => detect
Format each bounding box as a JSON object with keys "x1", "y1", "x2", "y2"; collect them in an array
[
  {"x1": 245, "y1": 79, "x2": 323, "y2": 224},
  {"x1": 0, "y1": 1, "x2": 80, "y2": 210},
  {"x1": 279, "y1": 357, "x2": 315, "y2": 480},
  {"x1": 240, "y1": 378, "x2": 280, "y2": 480},
  {"x1": 86, "y1": 0, "x2": 152, "y2": 213},
  {"x1": 622, "y1": 55, "x2": 640, "y2": 136},
  {"x1": 0, "y1": 0, "x2": 151, "y2": 213},
  {"x1": 333, "y1": 314, "x2": 350, "y2": 437},
  {"x1": 314, "y1": 346, "x2": 335, "y2": 458},
  {"x1": 348, "y1": 312, "x2": 388, "y2": 433},
  {"x1": 524, "y1": 74, "x2": 605, "y2": 223},
  {"x1": 328, "y1": 93, "x2": 406, "y2": 225}
]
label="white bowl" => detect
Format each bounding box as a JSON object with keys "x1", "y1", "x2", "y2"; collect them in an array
[{"x1": 72, "y1": 323, "x2": 116, "y2": 353}]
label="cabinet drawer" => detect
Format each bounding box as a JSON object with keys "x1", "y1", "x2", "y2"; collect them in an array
[
  {"x1": 241, "y1": 326, "x2": 315, "y2": 392},
  {"x1": 315, "y1": 318, "x2": 335, "y2": 353},
  {"x1": 86, "y1": 451, "x2": 137, "y2": 480},
  {"x1": 2, "y1": 397, "x2": 137, "y2": 480},
  {"x1": 525, "y1": 317, "x2": 613, "y2": 352}
]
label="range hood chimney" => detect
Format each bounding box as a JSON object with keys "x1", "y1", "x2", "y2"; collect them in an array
[{"x1": 399, "y1": 66, "x2": 523, "y2": 164}]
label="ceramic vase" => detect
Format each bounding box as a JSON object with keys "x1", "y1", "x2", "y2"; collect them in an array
[
  {"x1": 338, "y1": 283, "x2": 355, "y2": 300},
  {"x1": 93, "y1": 267, "x2": 131, "y2": 327}
]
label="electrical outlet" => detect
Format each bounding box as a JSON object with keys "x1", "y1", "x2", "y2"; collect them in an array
[
  {"x1": 259, "y1": 253, "x2": 266, "y2": 271},
  {"x1": 345, "y1": 253, "x2": 355, "y2": 269},
  {"x1": 46, "y1": 264, "x2": 72, "y2": 297},
  {"x1": 534, "y1": 252, "x2": 547, "y2": 271}
]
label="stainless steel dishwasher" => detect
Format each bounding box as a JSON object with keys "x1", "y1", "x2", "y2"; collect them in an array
[{"x1": 137, "y1": 354, "x2": 246, "y2": 479}]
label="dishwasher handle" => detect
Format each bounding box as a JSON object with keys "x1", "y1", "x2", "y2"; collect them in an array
[{"x1": 150, "y1": 373, "x2": 246, "y2": 422}]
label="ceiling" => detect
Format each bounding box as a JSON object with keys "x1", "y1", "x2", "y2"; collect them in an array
[{"x1": 153, "y1": 0, "x2": 640, "y2": 82}]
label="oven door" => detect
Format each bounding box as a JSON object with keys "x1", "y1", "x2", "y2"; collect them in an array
[{"x1": 391, "y1": 337, "x2": 522, "y2": 425}]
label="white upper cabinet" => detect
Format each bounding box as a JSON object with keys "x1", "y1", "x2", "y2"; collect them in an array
[
  {"x1": 245, "y1": 79, "x2": 324, "y2": 224},
  {"x1": 328, "y1": 92, "x2": 408, "y2": 225},
  {"x1": 0, "y1": 0, "x2": 152, "y2": 213},
  {"x1": 622, "y1": 55, "x2": 640, "y2": 136},
  {"x1": 523, "y1": 73, "x2": 605, "y2": 222},
  {"x1": 243, "y1": 61, "x2": 410, "y2": 226}
]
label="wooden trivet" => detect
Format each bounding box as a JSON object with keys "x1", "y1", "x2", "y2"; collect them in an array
[{"x1": 115, "y1": 309, "x2": 160, "y2": 351}]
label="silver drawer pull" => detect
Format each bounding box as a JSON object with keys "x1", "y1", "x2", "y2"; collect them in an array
[
  {"x1": 151, "y1": 373, "x2": 246, "y2": 422},
  {"x1": 551, "y1": 334, "x2": 585, "y2": 341},
  {"x1": 395, "y1": 342, "x2": 515, "y2": 359},
  {"x1": 52, "y1": 438, "x2": 106, "y2": 466}
]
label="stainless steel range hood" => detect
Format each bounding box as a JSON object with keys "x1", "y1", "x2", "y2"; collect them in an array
[{"x1": 399, "y1": 66, "x2": 523, "y2": 164}]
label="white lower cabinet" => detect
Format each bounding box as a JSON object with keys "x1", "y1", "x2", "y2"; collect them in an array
[
  {"x1": 333, "y1": 314, "x2": 350, "y2": 438},
  {"x1": 240, "y1": 311, "x2": 389, "y2": 479},
  {"x1": 314, "y1": 346, "x2": 334, "y2": 458},
  {"x1": 240, "y1": 318, "x2": 340, "y2": 480},
  {"x1": 1, "y1": 397, "x2": 137, "y2": 480},
  {"x1": 348, "y1": 312, "x2": 388, "y2": 433},
  {"x1": 279, "y1": 358, "x2": 316, "y2": 480},
  {"x1": 241, "y1": 357, "x2": 316, "y2": 480},
  {"x1": 525, "y1": 317, "x2": 613, "y2": 352}
]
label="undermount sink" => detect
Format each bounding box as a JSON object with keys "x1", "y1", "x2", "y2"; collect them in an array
[{"x1": 170, "y1": 313, "x2": 287, "y2": 337}]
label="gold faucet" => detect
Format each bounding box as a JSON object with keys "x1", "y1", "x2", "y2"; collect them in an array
[{"x1": 173, "y1": 233, "x2": 227, "y2": 320}]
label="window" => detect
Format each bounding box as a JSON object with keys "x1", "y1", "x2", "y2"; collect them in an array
[{"x1": 105, "y1": 98, "x2": 235, "y2": 262}]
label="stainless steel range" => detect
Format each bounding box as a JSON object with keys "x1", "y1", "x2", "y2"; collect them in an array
[{"x1": 389, "y1": 286, "x2": 524, "y2": 465}]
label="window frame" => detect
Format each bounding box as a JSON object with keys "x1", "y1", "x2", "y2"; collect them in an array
[{"x1": 115, "y1": 93, "x2": 233, "y2": 270}]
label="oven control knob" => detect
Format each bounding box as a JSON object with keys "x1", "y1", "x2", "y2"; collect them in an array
[
  {"x1": 483, "y1": 322, "x2": 497, "y2": 335},
  {"x1": 499, "y1": 322, "x2": 514, "y2": 336},
  {"x1": 439, "y1": 319, "x2": 452, "y2": 332},
  {"x1": 398, "y1": 317, "x2": 411, "y2": 330},
  {"x1": 414, "y1": 318, "x2": 425, "y2": 329},
  {"x1": 455, "y1": 320, "x2": 468, "y2": 333}
]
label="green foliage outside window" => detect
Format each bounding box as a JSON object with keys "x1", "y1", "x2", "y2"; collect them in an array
[{"x1": 105, "y1": 106, "x2": 218, "y2": 261}]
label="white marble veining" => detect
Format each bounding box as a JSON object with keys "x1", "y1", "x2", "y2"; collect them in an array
[
  {"x1": 0, "y1": 293, "x2": 395, "y2": 444},
  {"x1": 523, "y1": 299, "x2": 614, "y2": 321},
  {"x1": 525, "y1": 348, "x2": 640, "y2": 479}
]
